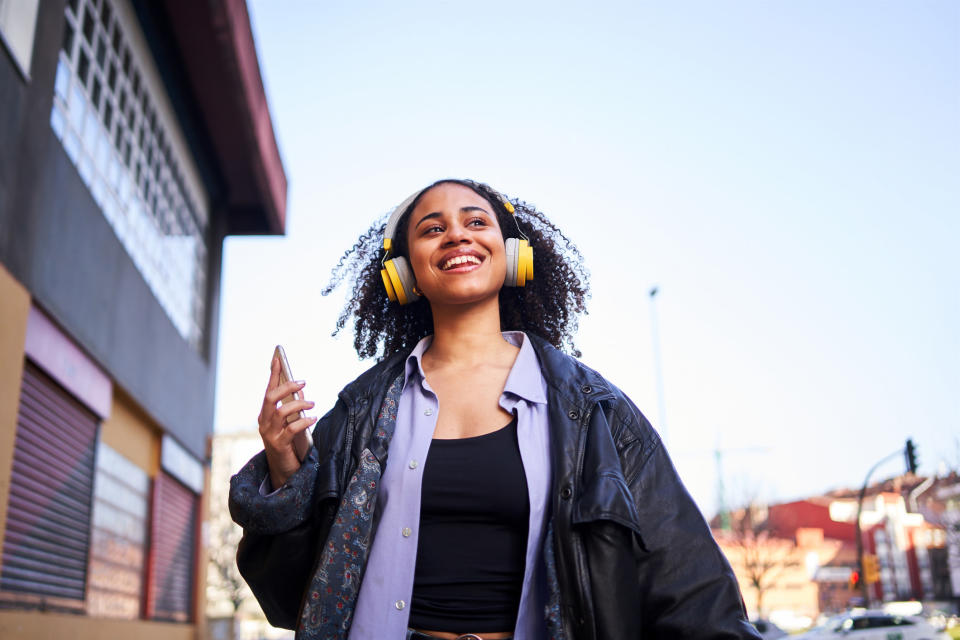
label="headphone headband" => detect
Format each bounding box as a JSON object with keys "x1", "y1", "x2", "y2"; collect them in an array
[
  {"x1": 381, "y1": 180, "x2": 517, "y2": 256},
  {"x1": 382, "y1": 189, "x2": 423, "y2": 253}
]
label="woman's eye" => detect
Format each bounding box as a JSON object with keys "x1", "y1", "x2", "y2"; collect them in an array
[
  {"x1": 425, "y1": 225, "x2": 443, "y2": 234},
  {"x1": 468, "y1": 218, "x2": 487, "y2": 227}
]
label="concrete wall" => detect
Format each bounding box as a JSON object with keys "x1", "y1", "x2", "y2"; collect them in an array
[
  {"x1": 100, "y1": 389, "x2": 162, "y2": 477},
  {"x1": 0, "y1": 265, "x2": 30, "y2": 552},
  {"x1": 0, "y1": 610, "x2": 196, "y2": 640},
  {"x1": 0, "y1": 0, "x2": 224, "y2": 460}
]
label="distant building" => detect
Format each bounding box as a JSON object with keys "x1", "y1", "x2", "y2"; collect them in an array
[
  {"x1": 811, "y1": 474, "x2": 956, "y2": 607},
  {"x1": 910, "y1": 472, "x2": 960, "y2": 605},
  {"x1": 207, "y1": 431, "x2": 292, "y2": 640},
  {"x1": 714, "y1": 475, "x2": 958, "y2": 625},
  {"x1": 0, "y1": 1, "x2": 285, "y2": 638}
]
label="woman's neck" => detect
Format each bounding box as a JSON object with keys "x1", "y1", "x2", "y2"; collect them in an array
[{"x1": 424, "y1": 297, "x2": 515, "y2": 369}]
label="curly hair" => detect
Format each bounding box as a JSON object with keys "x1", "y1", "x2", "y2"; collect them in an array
[{"x1": 322, "y1": 179, "x2": 590, "y2": 360}]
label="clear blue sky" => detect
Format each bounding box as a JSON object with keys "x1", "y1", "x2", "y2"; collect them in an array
[{"x1": 214, "y1": 0, "x2": 959, "y2": 518}]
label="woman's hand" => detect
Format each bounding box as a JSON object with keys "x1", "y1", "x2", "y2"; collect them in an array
[{"x1": 258, "y1": 356, "x2": 318, "y2": 490}]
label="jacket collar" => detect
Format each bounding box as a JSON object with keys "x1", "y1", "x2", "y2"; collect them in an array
[
  {"x1": 337, "y1": 349, "x2": 406, "y2": 406},
  {"x1": 525, "y1": 333, "x2": 617, "y2": 409}
]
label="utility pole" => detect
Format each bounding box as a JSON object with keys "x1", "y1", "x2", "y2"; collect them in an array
[
  {"x1": 649, "y1": 286, "x2": 668, "y2": 446},
  {"x1": 714, "y1": 444, "x2": 770, "y2": 531},
  {"x1": 715, "y1": 448, "x2": 728, "y2": 531}
]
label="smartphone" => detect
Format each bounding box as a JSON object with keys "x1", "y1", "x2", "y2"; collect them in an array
[{"x1": 273, "y1": 345, "x2": 313, "y2": 461}]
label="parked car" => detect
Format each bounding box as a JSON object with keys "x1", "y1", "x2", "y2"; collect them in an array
[
  {"x1": 751, "y1": 618, "x2": 789, "y2": 639},
  {"x1": 795, "y1": 609, "x2": 950, "y2": 640}
]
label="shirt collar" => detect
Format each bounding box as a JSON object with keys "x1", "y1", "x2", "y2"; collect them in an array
[{"x1": 403, "y1": 331, "x2": 547, "y2": 405}]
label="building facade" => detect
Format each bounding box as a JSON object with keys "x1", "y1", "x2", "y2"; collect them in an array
[
  {"x1": 0, "y1": 0, "x2": 286, "y2": 638},
  {"x1": 714, "y1": 503, "x2": 851, "y2": 629},
  {"x1": 715, "y1": 478, "x2": 958, "y2": 628}
]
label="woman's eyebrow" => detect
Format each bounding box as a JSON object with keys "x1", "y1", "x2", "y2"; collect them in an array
[
  {"x1": 414, "y1": 206, "x2": 490, "y2": 228},
  {"x1": 414, "y1": 211, "x2": 442, "y2": 228},
  {"x1": 460, "y1": 206, "x2": 490, "y2": 215}
]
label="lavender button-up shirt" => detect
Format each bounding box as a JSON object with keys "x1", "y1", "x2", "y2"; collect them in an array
[{"x1": 348, "y1": 331, "x2": 551, "y2": 640}]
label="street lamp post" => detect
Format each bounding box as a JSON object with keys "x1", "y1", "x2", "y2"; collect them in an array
[{"x1": 649, "y1": 286, "x2": 668, "y2": 446}]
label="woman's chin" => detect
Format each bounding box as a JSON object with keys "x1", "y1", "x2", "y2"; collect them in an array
[{"x1": 425, "y1": 287, "x2": 502, "y2": 308}]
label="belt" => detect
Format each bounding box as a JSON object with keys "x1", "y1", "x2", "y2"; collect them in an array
[{"x1": 407, "y1": 631, "x2": 513, "y2": 640}]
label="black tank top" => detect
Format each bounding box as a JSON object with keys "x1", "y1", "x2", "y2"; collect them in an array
[{"x1": 409, "y1": 417, "x2": 530, "y2": 633}]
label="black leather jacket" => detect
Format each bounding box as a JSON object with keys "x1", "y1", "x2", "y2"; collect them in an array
[{"x1": 233, "y1": 334, "x2": 760, "y2": 639}]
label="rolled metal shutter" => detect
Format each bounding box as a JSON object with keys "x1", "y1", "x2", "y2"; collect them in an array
[
  {"x1": 0, "y1": 361, "x2": 99, "y2": 609},
  {"x1": 145, "y1": 472, "x2": 197, "y2": 622}
]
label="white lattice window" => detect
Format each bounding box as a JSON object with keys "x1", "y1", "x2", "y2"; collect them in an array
[{"x1": 50, "y1": 0, "x2": 209, "y2": 350}]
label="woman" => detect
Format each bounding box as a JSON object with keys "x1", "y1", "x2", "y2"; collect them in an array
[{"x1": 229, "y1": 179, "x2": 760, "y2": 640}]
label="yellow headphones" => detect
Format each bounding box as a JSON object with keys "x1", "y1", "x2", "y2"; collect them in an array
[{"x1": 380, "y1": 180, "x2": 534, "y2": 305}]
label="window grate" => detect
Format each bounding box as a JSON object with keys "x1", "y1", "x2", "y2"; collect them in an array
[
  {"x1": 145, "y1": 473, "x2": 197, "y2": 622},
  {"x1": 50, "y1": 0, "x2": 208, "y2": 350},
  {"x1": 0, "y1": 362, "x2": 99, "y2": 609}
]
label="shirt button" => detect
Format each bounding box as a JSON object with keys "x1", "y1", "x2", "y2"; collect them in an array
[
  {"x1": 424, "y1": 408, "x2": 433, "y2": 416},
  {"x1": 395, "y1": 599, "x2": 406, "y2": 610},
  {"x1": 408, "y1": 460, "x2": 418, "y2": 469},
  {"x1": 401, "y1": 527, "x2": 412, "y2": 537}
]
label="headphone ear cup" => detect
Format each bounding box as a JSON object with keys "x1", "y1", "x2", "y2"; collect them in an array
[
  {"x1": 392, "y1": 257, "x2": 420, "y2": 303},
  {"x1": 523, "y1": 242, "x2": 534, "y2": 283},
  {"x1": 382, "y1": 257, "x2": 420, "y2": 304},
  {"x1": 504, "y1": 238, "x2": 519, "y2": 287},
  {"x1": 516, "y1": 240, "x2": 528, "y2": 287},
  {"x1": 381, "y1": 266, "x2": 398, "y2": 302}
]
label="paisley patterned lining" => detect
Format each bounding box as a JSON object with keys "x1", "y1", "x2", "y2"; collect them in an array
[{"x1": 297, "y1": 374, "x2": 403, "y2": 639}]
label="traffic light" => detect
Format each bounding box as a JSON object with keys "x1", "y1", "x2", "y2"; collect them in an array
[
  {"x1": 863, "y1": 554, "x2": 880, "y2": 584},
  {"x1": 848, "y1": 569, "x2": 860, "y2": 591},
  {"x1": 904, "y1": 438, "x2": 918, "y2": 474}
]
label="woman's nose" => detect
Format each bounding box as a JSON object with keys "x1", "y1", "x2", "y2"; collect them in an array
[{"x1": 442, "y1": 223, "x2": 470, "y2": 245}]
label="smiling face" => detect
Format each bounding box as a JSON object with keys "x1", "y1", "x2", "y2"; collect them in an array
[{"x1": 404, "y1": 182, "x2": 507, "y2": 307}]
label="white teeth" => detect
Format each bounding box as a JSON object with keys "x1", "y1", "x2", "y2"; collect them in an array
[{"x1": 441, "y1": 255, "x2": 481, "y2": 270}]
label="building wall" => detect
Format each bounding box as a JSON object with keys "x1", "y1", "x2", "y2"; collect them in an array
[
  {"x1": 0, "y1": 0, "x2": 222, "y2": 461},
  {"x1": 716, "y1": 527, "x2": 847, "y2": 621},
  {"x1": 769, "y1": 500, "x2": 856, "y2": 541},
  {"x1": 0, "y1": 611, "x2": 194, "y2": 640},
  {"x1": 0, "y1": 265, "x2": 30, "y2": 547},
  {"x1": 0, "y1": 0, "x2": 283, "y2": 635},
  {"x1": 0, "y1": 267, "x2": 205, "y2": 638},
  {"x1": 100, "y1": 389, "x2": 161, "y2": 477},
  {"x1": 0, "y1": 2, "x2": 219, "y2": 637}
]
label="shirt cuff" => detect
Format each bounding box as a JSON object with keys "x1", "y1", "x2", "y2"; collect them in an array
[{"x1": 259, "y1": 474, "x2": 282, "y2": 497}]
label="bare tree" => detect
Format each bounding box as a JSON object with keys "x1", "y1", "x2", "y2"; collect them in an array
[
  {"x1": 207, "y1": 509, "x2": 251, "y2": 615},
  {"x1": 722, "y1": 502, "x2": 800, "y2": 618}
]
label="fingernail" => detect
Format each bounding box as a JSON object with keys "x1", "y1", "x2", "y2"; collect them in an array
[{"x1": 295, "y1": 380, "x2": 306, "y2": 386}]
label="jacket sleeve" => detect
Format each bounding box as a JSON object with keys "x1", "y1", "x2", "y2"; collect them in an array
[
  {"x1": 227, "y1": 397, "x2": 351, "y2": 629},
  {"x1": 599, "y1": 393, "x2": 761, "y2": 639}
]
